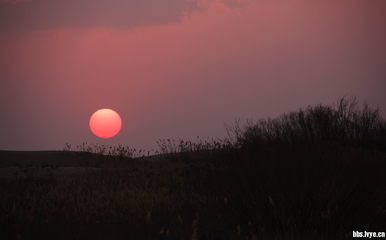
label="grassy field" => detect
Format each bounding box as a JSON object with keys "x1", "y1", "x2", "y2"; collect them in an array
[{"x1": 1, "y1": 96, "x2": 386, "y2": 240}]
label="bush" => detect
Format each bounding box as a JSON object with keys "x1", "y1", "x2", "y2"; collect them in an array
[{"x1": 224, "y1": 96, "x2": 386, "y2": 155}]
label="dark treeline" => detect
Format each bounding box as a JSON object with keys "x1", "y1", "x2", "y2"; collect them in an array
[{"x1": 224, "y1": 96, "x2": 386, "y2": 154}]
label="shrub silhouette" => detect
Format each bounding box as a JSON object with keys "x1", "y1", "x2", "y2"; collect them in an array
[{"x1": 225, "y1": 96, "x2": 386, "y2": 155}]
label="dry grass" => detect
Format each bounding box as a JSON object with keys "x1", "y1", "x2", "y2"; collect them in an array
[{"x1": 1, "y1": 96, "x2": 386, "y2": 240}]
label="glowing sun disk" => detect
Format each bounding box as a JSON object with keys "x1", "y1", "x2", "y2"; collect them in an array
[{"x1": 89, "y1": 108, "x2": 122, "y2": 138}]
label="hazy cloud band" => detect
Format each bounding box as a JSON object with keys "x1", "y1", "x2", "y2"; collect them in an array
[{"x1": 0, "y1": 0, "x2": 206, "y2": 32}]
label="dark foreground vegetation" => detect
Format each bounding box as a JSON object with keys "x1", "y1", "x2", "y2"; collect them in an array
[{"x1": 1, "y1": 96, "x2": 386, "y2": 240}]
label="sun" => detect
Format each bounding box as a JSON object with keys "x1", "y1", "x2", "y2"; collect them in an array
[{"x1": 89, "y1": 108, "x2": 122, "y2": 138}]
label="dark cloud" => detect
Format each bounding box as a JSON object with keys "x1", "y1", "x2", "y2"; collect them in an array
[
  {"x1": 0, "y1": 0, "x2": 28, "y2": 3},
  {"x1": 219, "y1": 0, "x2": 250, "y2": 9},
  {"x1": 0, "y1": 0, "x2": 205, "y2": 32}
]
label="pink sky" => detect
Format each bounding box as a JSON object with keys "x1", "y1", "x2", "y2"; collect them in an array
[{"x1": 1, "y1": 0, "x2": 386, "y2": 152}]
